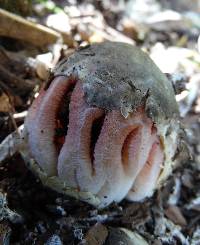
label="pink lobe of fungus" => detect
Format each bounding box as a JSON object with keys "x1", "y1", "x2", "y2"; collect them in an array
[
  {"x1": 58, "y1": 81, "x2": 106, "y2": 193},
  {"x1": 25, "y1": 76, "x2": 164, "y2": 207},
  {"x1": 25, "y1": 76, "x2": 76, "y2": 176}
]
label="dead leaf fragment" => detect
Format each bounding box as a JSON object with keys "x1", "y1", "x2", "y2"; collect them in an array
[
  {"x1": 106, "y1": 227, "x2": 149, "y2": 245},
  {"x1": 165, "y1": 205, "x2": 187, "y2": 227},
  {"x1": 85, "y1": 223, "x2": 108, "y2": 245},
  {"x1": 0, "y1": 92, "x2": 11, "y2": 112},
  {"x1": 122, "y1": 203, "x2": 151, "y2": 228}
]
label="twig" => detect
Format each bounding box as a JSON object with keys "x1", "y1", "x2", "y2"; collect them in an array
[
  {"x1": 0, "y1": 8, "x2": 74, "y2": 47},
  {"x1": 70, "y1": 14, "x2": 96, "y2": 19},
  {"x1": 13, "y1": 111, "x2": 27, "y2": 120},
  {"x1": 0, "y1": 125, "x2": 24, "y2": 165}
]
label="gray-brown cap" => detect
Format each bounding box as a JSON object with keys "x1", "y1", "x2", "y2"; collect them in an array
[{"x1": 53, "y1": 42, "x2": 179, "y2": 122}]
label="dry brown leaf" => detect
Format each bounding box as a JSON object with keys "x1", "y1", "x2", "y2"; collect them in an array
[
  {"x1": 85, "y1": 223, "x2": 108, "y2": 245},
  {"x1": 165, "y1": 205, "x2": 187, "y2": 227},
  {"x1": 0, "y1": 92, "x2": 11, "y2": 113}
]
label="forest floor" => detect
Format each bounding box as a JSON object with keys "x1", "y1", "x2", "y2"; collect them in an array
[{"x1": 0, "y1": 0, "x2": 200, "y2": 244}]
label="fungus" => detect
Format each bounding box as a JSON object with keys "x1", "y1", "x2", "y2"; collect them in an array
[{"x1": 23, "y1": 42, "x2": 185, "y2": 208}]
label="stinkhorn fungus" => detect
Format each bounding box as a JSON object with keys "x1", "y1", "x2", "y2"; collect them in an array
[{"x1": 22, "y1": 42, "x2": 185, "y2": 208}]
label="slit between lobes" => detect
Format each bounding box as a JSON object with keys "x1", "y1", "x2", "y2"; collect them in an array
[
  {"x1": 54, "y1": 78, "x2": 77, "y2": 154},
  {"x1": 90, "y1": 114, "x2": 106, "y2": 174}
]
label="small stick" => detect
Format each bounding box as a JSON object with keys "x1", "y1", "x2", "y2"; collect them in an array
[
  {"x1": 0, "y1": 8, "x2": 74, "y2": 47},
  {"x1": 0, "y1": 125, "x2": 24, "y2": 165}
]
